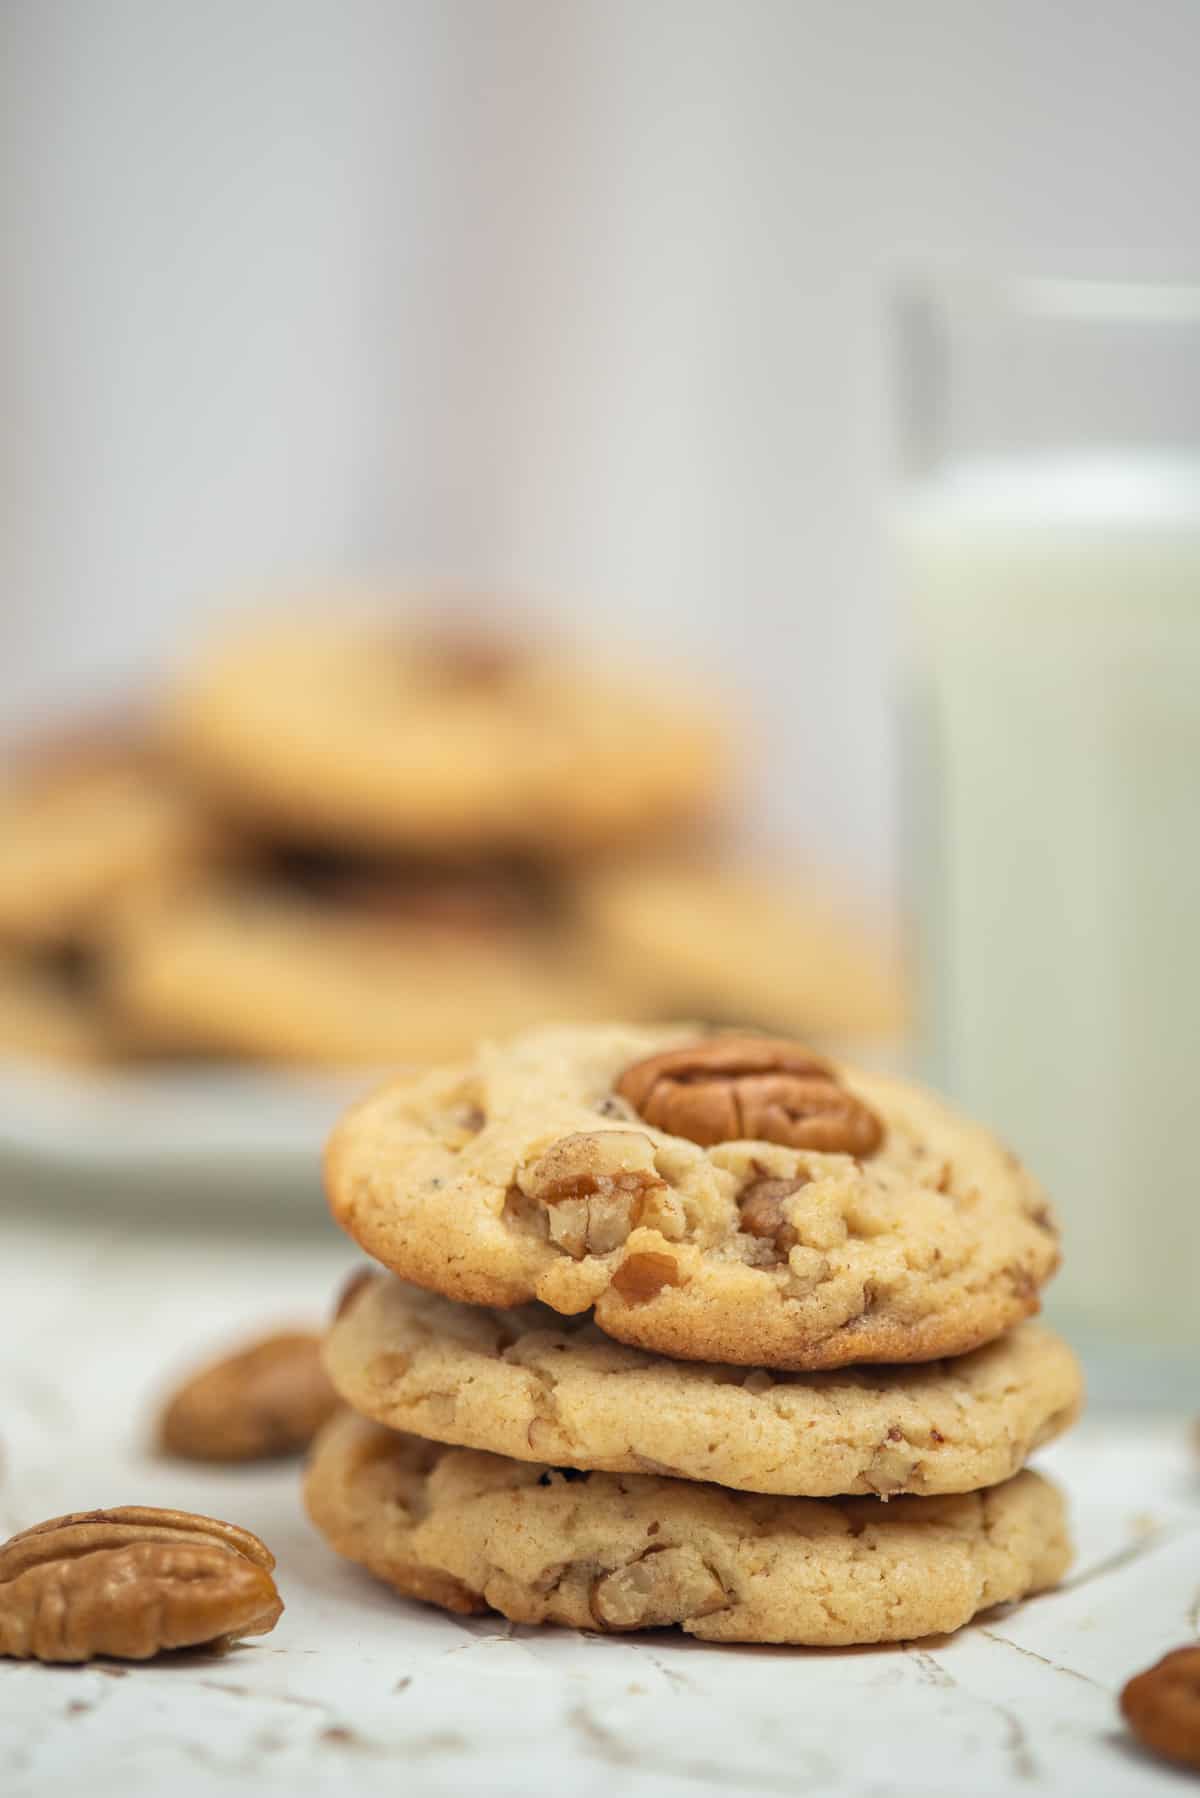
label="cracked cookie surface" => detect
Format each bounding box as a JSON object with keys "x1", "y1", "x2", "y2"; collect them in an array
[
  {"x1": 326, "y1": 1275, "x2": 1083, "y2": 1497},
  {"x1": 325, "y1": 1024, "x2": 1061, "y2": 1369},
  {"x1": 305, "y1": 1409, "x2": 1071, "y2": 1645}
]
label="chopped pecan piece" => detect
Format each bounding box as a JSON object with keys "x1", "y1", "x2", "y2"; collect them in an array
[
  {"x1": 737, "y1": 1176, "x2": 810, "y2": 1252},
  {"x1": 610, "y1": 1251, "x2": 683, "y2": 1302},
  {"x1": 591, "y1": 1547, "x2": 728, "y2": 1629},
  {"x1": 518, "y1": 1131, "x2": 667, "y2": 1258}
]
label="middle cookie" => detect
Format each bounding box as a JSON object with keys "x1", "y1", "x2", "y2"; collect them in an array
[{"x1": 327, "y1": 1274, "x2": 1083, "y2": 1498}]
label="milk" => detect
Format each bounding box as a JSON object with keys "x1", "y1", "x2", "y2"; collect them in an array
[{"x1": 901, "y1": 454, "x2": 1200, "y2": 1344}]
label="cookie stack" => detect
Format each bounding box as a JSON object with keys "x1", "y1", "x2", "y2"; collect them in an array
[
  {"x1": 111, "y1": 614, "x2": 726, "y2": 1065},
  {"x1": 306, "y1": 1023, "x2": 1081, "y2": 1646},
  {"x1": 1, "y1": 613, "x2": 903, "y2": 1071}
]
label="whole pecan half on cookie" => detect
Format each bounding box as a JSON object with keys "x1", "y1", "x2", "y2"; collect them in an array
[
  {"x1": 615, "y1": 1035, "x2": 883, "y2": 1156},
  {"x1": 0, "y1": 1507, "x2": 282, "y2": 1662}
]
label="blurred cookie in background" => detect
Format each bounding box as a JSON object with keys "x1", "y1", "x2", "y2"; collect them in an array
[
  {"x1": 0, "y1": 615, "x2": 904, "y2": 1080},
  {"x1": 581, "y1": 858, "x2": 906, "y2": 1047},
  {"x1": 106, "y1": 858, "x2": 651, "y2": 1068},
  {"x1": 0, "y1": 723, "x2": 221, "y2": 952},
  {"x1": 165, "y1": 614, "x2": 730, "y2": 859},
  {"x1": 0, "y1": 948, "x2": 119, "y2": 1067}
]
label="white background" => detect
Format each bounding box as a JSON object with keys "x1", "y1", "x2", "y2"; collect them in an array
[{"x1": 4, "y1": 0, "x2": 1199, "y2": 899}]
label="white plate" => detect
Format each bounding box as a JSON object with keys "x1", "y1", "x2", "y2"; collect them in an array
[{"x1": 0, "y1": 1062, "x2": 374, "y2": 1214}]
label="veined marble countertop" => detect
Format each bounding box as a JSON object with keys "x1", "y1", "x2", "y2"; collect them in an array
[{"x1": 1, "y1": 1213, "x2": 1196, "y2": 1798}]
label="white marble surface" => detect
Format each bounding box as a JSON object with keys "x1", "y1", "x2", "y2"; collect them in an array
[{"x1": 1, "y1": 1211, "x2": 1197, "y2": 1798}]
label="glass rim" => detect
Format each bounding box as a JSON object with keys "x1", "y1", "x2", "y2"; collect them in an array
[{"x1": 891, "y1": 264, "x2": 1200, "y2": 324}]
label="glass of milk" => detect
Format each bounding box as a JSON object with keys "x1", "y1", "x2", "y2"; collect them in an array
[{"x1": 894, "y1": 276, "x2": 1200, "y2": 1363}]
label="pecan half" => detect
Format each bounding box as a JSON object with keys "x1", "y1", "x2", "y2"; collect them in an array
[
  {"x1": 159, "y1": 1330, "x2": 338, "y2": 1463},
  {"x1": 0, "y1": 1507, "x2": 282, "y2": 1662},
  {"x1": 615, "y1": 1035, "x2": 883, "y2": 1156},
  {"x1": 1121, "y1": 1646, "x2": 1200, "y2": 1771},
  {"x1": 518, "y1": 1131, "x2": 669, "y2": 1258}
]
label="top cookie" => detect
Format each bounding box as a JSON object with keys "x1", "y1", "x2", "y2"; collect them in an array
[
  {"x1": 166, "y1": 616, "x2": 728, "y2": 856},
  {"x1": 325, "y1": 1024, "x2": 1060, "y2": 1369}
]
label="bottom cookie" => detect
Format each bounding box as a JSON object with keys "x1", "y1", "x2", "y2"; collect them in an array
[{"x1": 305, "y1": 1409, "x2": 1071, "y2": 1646}]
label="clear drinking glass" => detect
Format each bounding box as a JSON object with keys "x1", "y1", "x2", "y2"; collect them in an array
[{"x1": 893, "y1": 275, "x2": 1200, "y2": 1376}]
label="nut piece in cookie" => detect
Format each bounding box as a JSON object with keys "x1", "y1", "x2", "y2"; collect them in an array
[
  {"x1": 0, "y1": 1507, "x2": 282, "y2": 1662},
  {"x1": 590, "y1": 1546, "x2": 728, "y2": 1629},
  {"x1": 1121, "y1": 1645, "x2": 1200, "y2": 1772},
  {"x1": 516, "y1": 1130, "x2": 676, "y2": 1258},
  {"x1": 159, "y1": 1330, "x2": 338, "y2": 1462},
  {"x1": 736, "y1": 1175, "x2": 811, "y2": 1253},
  {"x1": 615, "y1": 1034, "x2": 883, "y2": 1155}
]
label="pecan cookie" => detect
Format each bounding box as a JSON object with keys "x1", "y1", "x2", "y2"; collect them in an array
[
  {"x1": 0, "y1": 949, "x2": 117, "y2": 1066},
  {"x1": 108, "y1": 873, "x2": 648, "y2": 1068},
  {"x1": 305, "y1": 1410, "x2": 1071, "y2": 1645},
  {"x1": 0, "y1": 733, "x2": 217, "y2": 952},
  {"x1": 327, "y1": 1275, "x2": 1083, "y2": 1497},
  {"x1": 166, "y1": 615, "x2": 727, "y2": 857},
  {"x1": 325, "y1": 1024, "x2": 1060, "y2": 1369},
  {"x1": 582, "y1": 859, "x2": 906, "y2": 1043}
]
